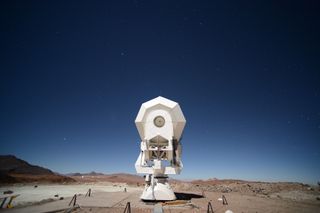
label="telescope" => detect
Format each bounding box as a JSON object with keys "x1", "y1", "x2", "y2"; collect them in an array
[{"x1": 135, "y1": 96, "x2": 186, "y2": 200}]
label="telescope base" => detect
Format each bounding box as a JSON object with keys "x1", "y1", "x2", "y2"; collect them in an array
[{"x1": 141, "y1": 182, "x2": 176, "y2": 201}]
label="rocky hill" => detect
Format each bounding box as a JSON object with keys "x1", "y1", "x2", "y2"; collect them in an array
[
  {"x1": 0, "y1": 155, "x2": 54, "y2": 175},
  {"x1": 0, "y1": 155, "x2": 75, "y2": 184}
]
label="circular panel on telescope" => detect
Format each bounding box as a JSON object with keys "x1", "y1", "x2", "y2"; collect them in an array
[{"x1": 154, "y1": 116, "x2": 165, "y2": 127}]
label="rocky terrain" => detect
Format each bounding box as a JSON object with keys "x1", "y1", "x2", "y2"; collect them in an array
[
  {"x1": 172, "y1": 178, "x2": 316, "y2": 196},
  {"x1": 1, "y1": 155, "x2": 319, "y2": 212},
  {"x1": 2, "y1": 155, "x2": 318, "y2": 201},
  {"x1": 67, "y1": 172, "x2": 320, "y2": 204},
  {"x1": 69, "y1": 172, "x2": 320, "y2": 201}
]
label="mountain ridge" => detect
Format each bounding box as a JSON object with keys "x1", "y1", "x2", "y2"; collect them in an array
[{"x1": 0, "y1": 155, "x2": 75, "y2": 184}]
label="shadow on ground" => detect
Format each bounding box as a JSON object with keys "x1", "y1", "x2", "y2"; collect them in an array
[
  {"x1": 175, "y1": 192, "x2": 204, "y2": 200},
  {"x1": 142, "y1": 192, "x2": 204, "y2": 203}
]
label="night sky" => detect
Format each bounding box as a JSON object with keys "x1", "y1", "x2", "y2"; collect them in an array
[{"x1": 1, "y1": 1, "x2": 319, "y2": 184}]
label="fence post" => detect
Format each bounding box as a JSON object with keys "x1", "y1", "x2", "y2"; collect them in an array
[
  {"x1": 85, "y1": 188, "x2": 91, "y2": 197},
  {"x1": 222, "y1": 195, "x2": 228, "y2": 205},
  {"x1": 207, "y1": 201, "x2": 214, "y2": 213},
  {"x1": 0, "y1": 198, "x2": 7, "y2": 208},
  {"x1": 123, "y1": 202, "x2": 131, "y2": 213},
  {"x1": 68, "y1": 194, "x2": 77, "y2": 207}
]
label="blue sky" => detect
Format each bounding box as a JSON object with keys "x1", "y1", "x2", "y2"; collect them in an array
[{"x1": 0, "y1": 0, "x2": 319, "y2": 184}]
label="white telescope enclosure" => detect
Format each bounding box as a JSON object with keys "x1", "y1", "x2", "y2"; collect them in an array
[{"x1": 135, "y1": 96, "x2": 186, "y2": 200}]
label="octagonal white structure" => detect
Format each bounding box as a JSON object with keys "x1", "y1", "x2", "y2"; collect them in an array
[
  {"x1": 134, "y1": 96, "x2": 186, "y2": 201},
  {"x1": 135, "y1": 96, "x2": 186, "y2": 142}
]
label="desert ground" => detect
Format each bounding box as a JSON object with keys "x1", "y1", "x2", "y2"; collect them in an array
[{"x1": 1, "y1": 175, "x2": 320, "y2": 213}]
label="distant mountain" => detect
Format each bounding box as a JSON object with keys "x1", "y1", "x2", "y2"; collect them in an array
[
  {"x1": 0, "y1": 155, "x2": 75, "y2": 184},
  {"x1": 66, "y1": 172, "x2": 83, "y2": 176},
  {"x1": 67, "y1": 171, "x2": 105, "y2": 176}
]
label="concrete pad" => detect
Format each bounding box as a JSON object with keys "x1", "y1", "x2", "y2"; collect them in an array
[
  {"x1": 76, "y1": 191, "x2": 134, "y2": 207},
  {"x1": 0, "y1": 184, "x2": 140, "y2": 207},
  {"x1": 0, "y1": 190, "x2": 143, "y2": 213},
  {"x1": 0, "y1": 198, "x2": 71, "y2": 213}
]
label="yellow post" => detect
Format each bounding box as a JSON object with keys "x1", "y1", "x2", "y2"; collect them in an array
[{"x1": 6, "y1": 195, "x2": 19, "y2": 208}]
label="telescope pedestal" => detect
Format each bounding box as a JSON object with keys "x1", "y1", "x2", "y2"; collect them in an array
[{"x1": 141, "y1": 175, "x2": 176, "y2": 201}]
